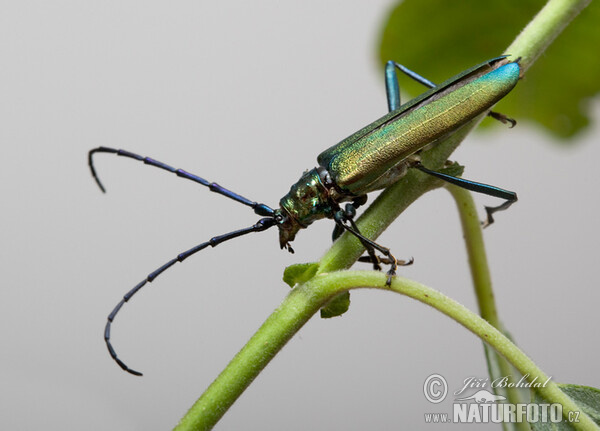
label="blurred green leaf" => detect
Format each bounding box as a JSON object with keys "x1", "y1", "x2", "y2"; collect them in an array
[
  {"x1": 438, "y1": 161, "x2": 464, "y2": 177},
  {"x1": 378, "y1": 0, "x2": 600, "y2": 139}
]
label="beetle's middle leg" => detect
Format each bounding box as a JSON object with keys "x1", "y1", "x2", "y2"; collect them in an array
[{"x1": 384, "y1": 61, "x2": 515, "y2": 125}]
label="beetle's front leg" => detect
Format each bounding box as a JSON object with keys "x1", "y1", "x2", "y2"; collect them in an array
[
  {"x1": 333, "y1": 207, "x2": 412, "y2": 285},
  {"x1": 330, "y1": 196, "x2": 367, "y2": 242},
  {"x1": 334, "y1": 203, "x2": 382, "y2": 271}
]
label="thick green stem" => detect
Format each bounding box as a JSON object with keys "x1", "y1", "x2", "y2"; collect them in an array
[
  {"x1": 507, "y1": 0, "x2": 592, "y2": 72},
  {"x1": 174, "y1": 284, "x2": 327, "y2": 431}
]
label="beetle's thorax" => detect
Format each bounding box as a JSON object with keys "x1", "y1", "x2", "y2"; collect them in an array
[{"x1": 277, "y1": 167, "x2": 340, "y2": 248}]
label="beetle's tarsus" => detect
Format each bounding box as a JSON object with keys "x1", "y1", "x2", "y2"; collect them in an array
[
  {"x1": 488, "y1": 111, "x2": 517, "y2": 128},
  {"x1": 399, "y1": 256, "x2": 414, "y2": 266},
  {"x1": 385, "y1": 269, "x2": 396, "y2": 286}
]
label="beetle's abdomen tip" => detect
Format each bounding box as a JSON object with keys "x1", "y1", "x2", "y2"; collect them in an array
[
  {"x1": 496, "y1": 62, "x2": 521, "y2": 84},
  {"x1": 482, "y1": 61, "x2": 520, "y2": 96},
  {"x1": 505, "y1": 61, "x2": 520, "y2": 75}
]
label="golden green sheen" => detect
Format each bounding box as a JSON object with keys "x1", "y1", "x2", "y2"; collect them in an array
[{"x1": 321, "y1": 64, "x2": 519, "y2": 195}]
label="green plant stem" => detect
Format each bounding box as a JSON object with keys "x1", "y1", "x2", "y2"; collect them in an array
[
  {"x1": 507, "y1": 0, "x2": 592, "y2": 73},
  {"x1": 448, "y1": 186, "x2": 499, "y2": 324},
  {"x1": 448, "y1": 185, "x2": 528, "y2": 429},
  {"x1": 176, "y1": 272, "x2": 599, "y2": 431},
  {"x1": 175, "y1": 282, "x2": 326, "y2": 431}
]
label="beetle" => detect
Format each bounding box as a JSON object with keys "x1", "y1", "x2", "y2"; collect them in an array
[{"x1": 89, "y1": 55, "x2": 520, "y2": 375}]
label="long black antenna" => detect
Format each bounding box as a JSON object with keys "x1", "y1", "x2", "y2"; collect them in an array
[
  {"x1": 105, "y1": 218, "x2": 277, "y2": 376},
  {"x1": 88, "y1": 147, "x2": 275, "y2": 217},
  {"x1": 89, "y1": 146, "x2": 280, "y2": 374}
]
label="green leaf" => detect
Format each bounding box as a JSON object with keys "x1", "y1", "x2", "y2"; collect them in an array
[
  {"x1": 282, "y1": 262, "x2": 319, "y2": 288},
  {"x1": 379, "y1": 0, "x2": 600, "y2": 139},
  {"x1": 320, "y1": 291, "x2": 351, "y2": 318},
  {"x1": 438, "y1": 161, "x2": 464, "y2": 177},
  {"x1": 283, "y1": 263, "x2": 351, "y2": 317},
  {"x1": 531, "y1": 383, "x2": 600, "y2": 430}
]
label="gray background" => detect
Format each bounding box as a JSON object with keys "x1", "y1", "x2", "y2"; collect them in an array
[{"x1": 1, "y1": 1, "x2": 599, "y2": 430}]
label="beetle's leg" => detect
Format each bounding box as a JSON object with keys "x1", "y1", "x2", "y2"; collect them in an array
[
  {"x1": 333, "y1": 210, "x2": 413, "y2": 285},
  {"x1": 331, "y1": 198, "x2": 388, "y2": 270},
  {"x1": 415, "y1": 163, "x2": 517, "y2": 227},
  {"x1": 331, "y1": 195, "x2": 368, "y2": 242},
  {"x1": 386, "y1": 62, "x2": 436, "y2": 111},
  {"x1": 344, "y1": 209, "x2": 414, "y2": 268},
  {"x1": 358, "y1": 255, "x2": 414, "y2": 266},
  {"x1": 89, "y1": 147, "x2": 275, "y2": 217},
  {"x1": 336, "y1": 204, "x2": 382, "y2": 271},
  {"x1": 105, "y1": 217, "x2": 277, "y2": 376},
  {"x1": 385, "y1": 62, "x2": 401, "y2": 112},
  {"x1": 386, "y1": 62, "x2": 514, "y2": 125},
  {"x1": 386, "y1": 62, "x2": 436, "y2": 112},
  {"x1": 487, "y1": 111, "x2": 517, "y2": 128},
  {"x1": 331, "y1": 224, "x2": 344, "y2": 242}
]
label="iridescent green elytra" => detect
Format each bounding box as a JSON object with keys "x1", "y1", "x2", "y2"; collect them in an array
[{"x1": 277, "y1": 57, "x2": 520, "y2": 247}]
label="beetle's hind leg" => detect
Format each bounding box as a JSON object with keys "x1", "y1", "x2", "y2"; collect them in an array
[{"x1": 488, "y1": 110, "x2": 516, "y2": 128}]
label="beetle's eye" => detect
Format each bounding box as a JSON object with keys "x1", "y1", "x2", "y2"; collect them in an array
[{"x1": 317, "y1": 166, "x2": 333, "y2": 187}]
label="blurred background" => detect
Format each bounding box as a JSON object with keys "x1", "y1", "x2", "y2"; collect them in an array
[{"x1": 1, "y1": 1, "x2": 598, "y2": 429}]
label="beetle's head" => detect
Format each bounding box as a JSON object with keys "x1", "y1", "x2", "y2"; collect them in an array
[
  {"x1": 276, "y1": 167, "x2": 335, "y2": 252},
  {"x1": 274, "y1": 207, "x2": 302, "y2": 253}
]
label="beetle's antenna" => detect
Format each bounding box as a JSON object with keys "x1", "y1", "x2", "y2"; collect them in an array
[
  {"x1": 105, "y1": 217, "x2": 277, "y2": 376},
  {"x1": 88, "y1": 147, "x2": 275, "y2": 217}
]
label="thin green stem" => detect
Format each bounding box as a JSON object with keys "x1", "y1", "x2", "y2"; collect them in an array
[
  {"x1": 447, "y1": 186, "x2": 499, "y2": 323},
  {"x1": 448, "y1": 185, "x2": 528, "y2": 429},
  {"x1": 176, "y1": 272, "x2": 599, "y2": 431}
]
